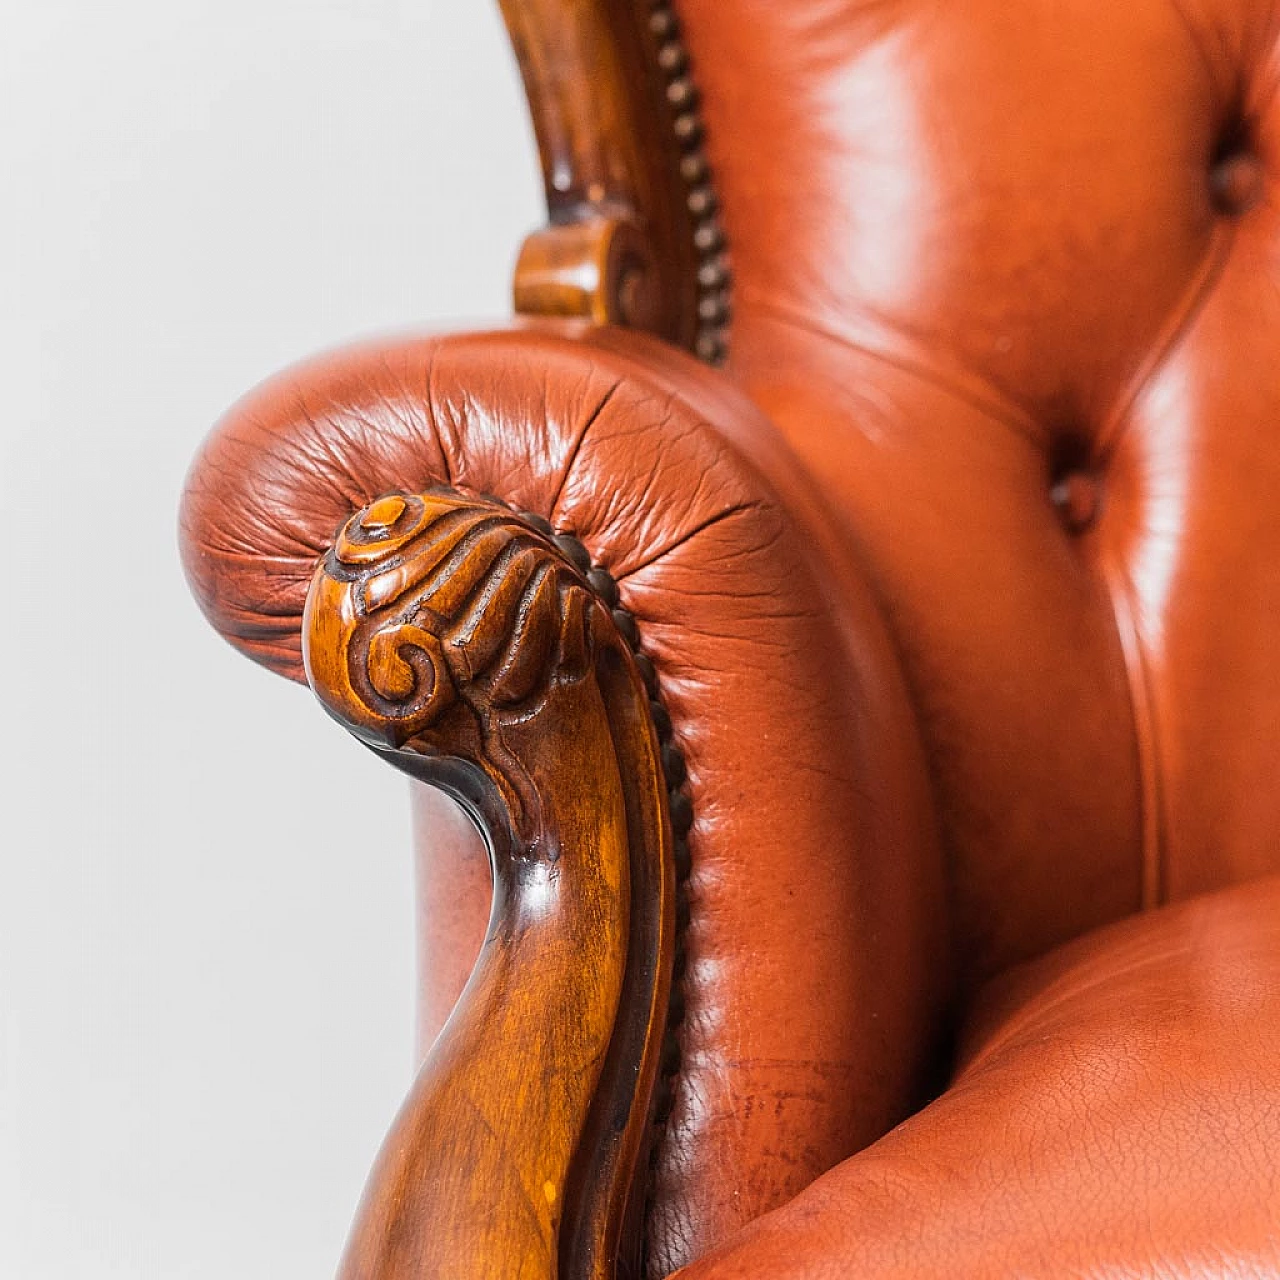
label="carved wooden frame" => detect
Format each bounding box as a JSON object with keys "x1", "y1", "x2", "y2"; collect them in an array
[{"x1": 505, "y1": 0, "x2": 730, "y2": 363}]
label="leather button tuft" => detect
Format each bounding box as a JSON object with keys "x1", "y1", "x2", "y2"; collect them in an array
[
  {"x1": 1210, "y1": 151, "x2": 1263, "y2": 215},
  {"x1": 1051, "y1": 471, "x2": 1100, "y2": 533}
]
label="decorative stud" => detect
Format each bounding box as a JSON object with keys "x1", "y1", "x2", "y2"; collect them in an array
[
  {"x1": 518, "y1": 509, "x2": 554, "y2": 536},
  {"x1": 649, "y1": 699, "x2": 673, "y2": 739},
  {"x1": 673, "y1": 839, "x2": 692, "y2": 879},
  {"x1": 666, "y1": 77, "x2": 697, "y2": 109},
  {"x1": 692, "y1": 221, "x2": 724, "y2": 253},
  {"x1": 552, "y1": 531, "x2": 593, "y2": 576},
  {"x1": 657, "y1": 42, "x2": 687, "y2": 74},
  {"x1": 672, "y1": 112, "x2": 702, "y2": 145},
  {"x1": 697, "y1": 292, "x2": 728, "y2": 324},
  {"x1": 686, "y1": 186, "x2": 716, "y2": 218},
  {"x1": 697, "y1": 258, "x2": 727, "y2": 289},
  {"x1": 661, "y1": 743, "x2": 688, "y2": 789},
  {"x1": 648, "y1": 8, "x2": 676, "y2": 38},
  {"x1": 586, "y1": 566, "x2": 619, "y2": 607},
  {"x1": 633, "y1": 652, "x2": 660, "y2": 696},
  {"x1": 669, "y1": 791, "x2": 694, "y2": 837},
  {"x1": 694, "y1": 332, "x2": 726, "y2": 363},
  {"x1": 645, "y1": 0, "x2": 731, "y2": 366},
  {"x1": 679, "y1": 151, "x2": 708, "y2": 184},
  {"x1": 611, "y1": 607, "x2": 641, "y2": 649}
]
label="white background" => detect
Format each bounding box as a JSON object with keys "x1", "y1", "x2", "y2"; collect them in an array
[{"x1": 0, "y1": 3, "x2": 540, "y2": 1275}]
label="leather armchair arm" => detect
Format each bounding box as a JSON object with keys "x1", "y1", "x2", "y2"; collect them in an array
[{"x1": 179, "y1": 322, "x2": 948, "y2": 1276}]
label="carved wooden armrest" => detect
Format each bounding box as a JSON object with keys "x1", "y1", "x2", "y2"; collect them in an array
[
  {"x1": 304, "y1": 488, "x2": 684, "y2": 1279},
  {"x1": 180, "y1": 323, "x2": 946, "y2": 1277}
]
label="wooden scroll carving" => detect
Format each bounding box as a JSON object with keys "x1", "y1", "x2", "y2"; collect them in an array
[
  {"x1": 502, "y1": 0, "x2": 731, "y2": 363},
  {"x1": 303, "y1": 490, "x2": 680, "y2": 1280}
]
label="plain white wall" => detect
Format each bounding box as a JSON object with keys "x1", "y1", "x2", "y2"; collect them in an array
[{"x1": 0, "y1": 3, "x2": 541, "y2": 1276}]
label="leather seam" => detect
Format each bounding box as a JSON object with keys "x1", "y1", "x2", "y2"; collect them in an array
[
  {"x1": 742, "y1": 293, "x2": 1045, "y2": 448},
  {"x1": 957, "y1": 937, "x2": 1193, "y2": 1078},
  {"x1": 1094, "y1": 219, "x2": 1236, "y2": 464},
  {"x1": 1100, "y1": 553, "x2": 1166, "y2": 909},
  {"x1": 1085, "y1": 223, "x2": 1238, "y2": 914}
]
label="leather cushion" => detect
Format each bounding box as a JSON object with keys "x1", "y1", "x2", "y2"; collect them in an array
[{"x1": 675, "y1": 872, "x2": 1280, "y2": 1278}]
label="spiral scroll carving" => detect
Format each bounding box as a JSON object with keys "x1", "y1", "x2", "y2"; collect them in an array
[
  {"x1": 319, "y1": 492, "x2": 597, "y2": 728},
  {"x1": 303, "y1": 488, "x2": 611, "y2": 846}
]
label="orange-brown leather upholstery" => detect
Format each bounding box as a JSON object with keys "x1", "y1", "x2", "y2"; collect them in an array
[
  {"x1": 678, "y1": 873, "x2": 1280, "y2": 1279},
  {"x1": 180, "y1": 0, "x2": 1280, "y2": 1272},
  {"x1": 679, "y1": 0, "x2": 1280, "y2": 986}
]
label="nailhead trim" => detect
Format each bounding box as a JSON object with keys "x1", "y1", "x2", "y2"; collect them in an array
[{"x1": 647, "y1": 0, "x2": 731, "y2": 367}]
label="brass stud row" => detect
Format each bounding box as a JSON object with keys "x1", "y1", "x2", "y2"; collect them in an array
[{"x1": 648, "y1": 1, "x2": 731, "y2": 366}]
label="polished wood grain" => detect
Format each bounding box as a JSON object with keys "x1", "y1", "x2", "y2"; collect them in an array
[
  {"x1": 501, "y1": 0, "x2": 730, "y2": 363},
  {"x1": 303, "y1": 490, "x2": 677, "y2": 1279},
  {"x1": 514, "y1": 217, "x2": 664, "y2": 331}
]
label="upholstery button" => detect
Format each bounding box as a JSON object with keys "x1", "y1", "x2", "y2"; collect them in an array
[
  {"x1": 1210, "y1": 151, "x2": 1263, "y2": 214},
  {"x1": 1051, "y1": 471, "x2": 1100, "y2": 533}
]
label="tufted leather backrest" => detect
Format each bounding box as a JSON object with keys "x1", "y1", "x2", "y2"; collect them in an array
[{"x1": 676, "y1": 0, "x2": 1280, "y2": 986}]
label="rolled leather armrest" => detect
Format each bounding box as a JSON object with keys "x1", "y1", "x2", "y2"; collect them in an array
[{"x1": 179, "y1": 320, "x2": 948, "y2": 1273}]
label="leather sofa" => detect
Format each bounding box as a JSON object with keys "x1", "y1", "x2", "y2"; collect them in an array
[{"x1": 180, "y1": 0, "x2": 1280, "y2": 1274}]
